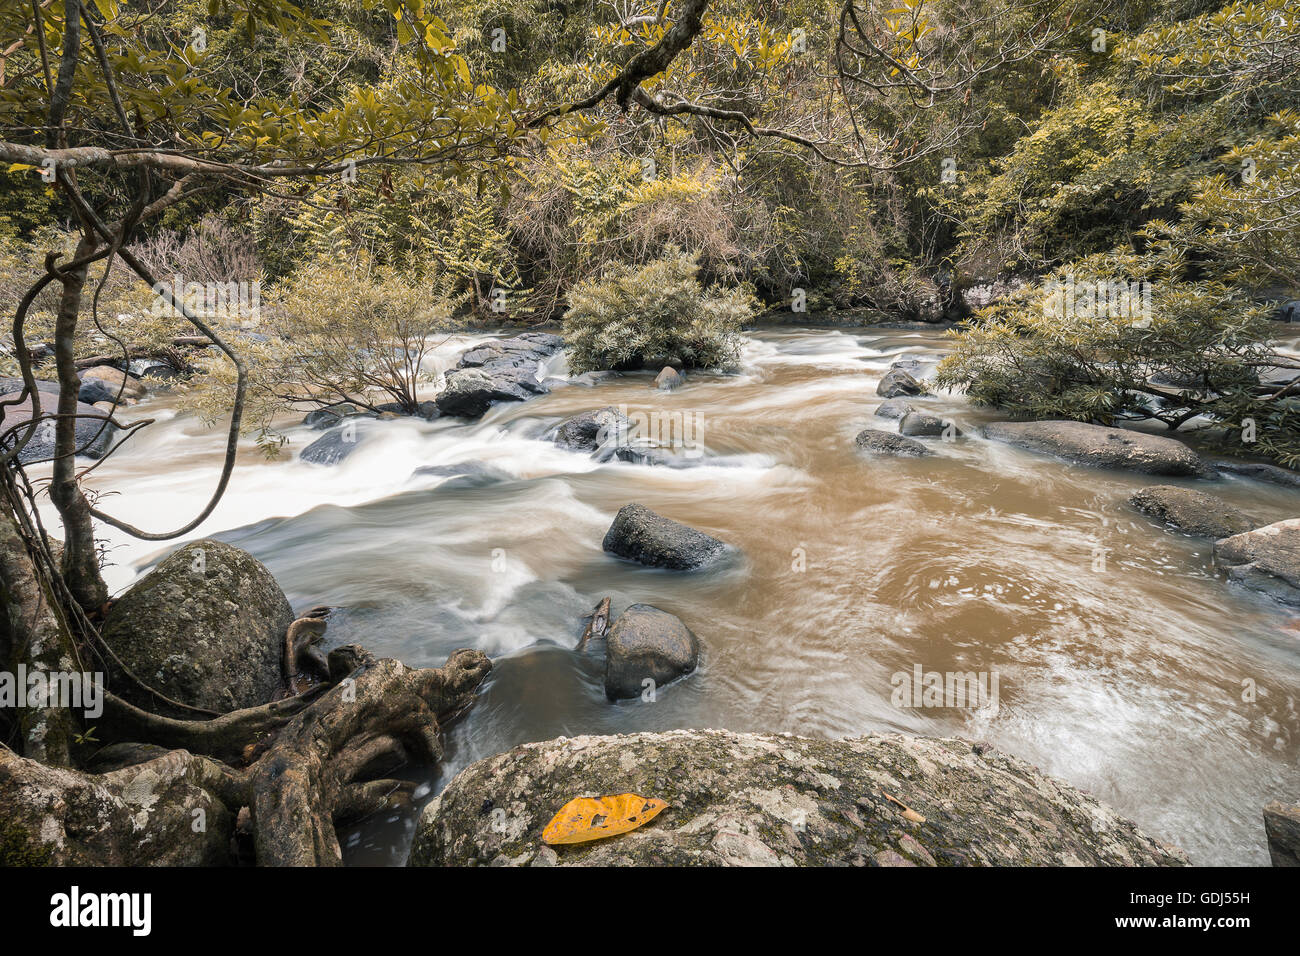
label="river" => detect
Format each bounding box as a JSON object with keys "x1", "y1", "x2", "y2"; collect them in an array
[{"x1": 44, "y1": 324, "x2": 1300, "y2": 866}]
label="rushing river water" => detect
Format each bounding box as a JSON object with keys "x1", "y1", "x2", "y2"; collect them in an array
[{"x1": 44, "y1": 324, "x2": 1300, "y2": 865}]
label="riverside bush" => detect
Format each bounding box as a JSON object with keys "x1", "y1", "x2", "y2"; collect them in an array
[{"x1": 562, "y1": 251, "x2": 756, "y2": 374}]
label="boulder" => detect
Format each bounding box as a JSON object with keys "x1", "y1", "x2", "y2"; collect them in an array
[
  {"x1": 602, "y1": 503, "x2": 730, "y2": 571},
  {"x1": 604, "y1": 604, "x2": 700, "y2": 700},
  {"x1": 877, "y1": 367, "x2": 924, "y2": 398},
  {"x1": 303, "y1": 404, "x2": 358, "y2": 430},
  {"x1": 0, "y1": 377, "x2": 59, "y2": 397},
  {"x1": 1263, "y1": 801, "x2": 1300, "y2": 867},
  {"x1": 654, "y1": 366, "x2": 684, "y2": 390},
  {"x1": 374, "y1": 400, "x2": 439, "y2": 420},
  {"x1": 300, "y1": 425, "x2": 366, "y2": 465},
  {"x1": 1127, "y1": 485, "x2": 1255, "y2": 539},
  {"x1": 899, "y1": 411, "x2": 959, "y2": 438},
  {"x1": 80, "y1": 365, "x2": 145, "y2": 400},
  {"x1": 410, "y1": 729, "x2": 1188, "y2": 867},
  {"x1": 854, "y1": 428, "x2": 930, "y2": 457},
  {"x1": 0, "y1": 392, "x2": 117, "y2": 463},
  {"x1": 100, "y1": 539, "x2": 294, "y2": 714},
  {"x1": 874, "y1": 399, "x2": 914, "y2": 420},
  {"x1": 1213, "y1": 519, "x2": 1300, "y2": 606},
  {"x1": 435, "y1": 332, "x2": 564, "y2": 419},
  {"x1": 435, "y1": 366, "x2": 548, "y2": 419},
  {"x1": 77, "y1": 377, "x2": 117, "y2": 405},
  {"x1": 985, "y1": 420, "x2": 1208, "y2": 476},
  {"x1": 958, "y1": 278, "x2": 1024, "y2": 313},
  {"x1": 553, "y1": 406, "x2": 628, "y2": 453}
]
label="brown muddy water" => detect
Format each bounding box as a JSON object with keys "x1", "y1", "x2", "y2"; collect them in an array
[{"x1": 42, "y1": 325, "x2": 1300, "y2": 865}]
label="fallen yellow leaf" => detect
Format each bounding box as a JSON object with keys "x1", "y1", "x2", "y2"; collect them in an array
[
  {"x1": 883, "y1": 792, "x2": 927, "y2": 824},
  {"x1": 542, "y1": 793, "x2": 669, "y2": 845}
]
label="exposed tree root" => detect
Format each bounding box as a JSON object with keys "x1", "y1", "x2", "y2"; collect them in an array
[{"x1": 0, "y1": 645, "x2": 491, "y2": 865}]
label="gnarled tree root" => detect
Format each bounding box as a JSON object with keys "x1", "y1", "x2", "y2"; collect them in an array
[{"x1": 0, "y1": 647, "x2": 491, "y2": 866}]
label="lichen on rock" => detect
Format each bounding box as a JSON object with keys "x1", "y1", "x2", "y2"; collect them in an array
[{"x1": 410, "y1": 729, "x2": 1187, "y2": 867}]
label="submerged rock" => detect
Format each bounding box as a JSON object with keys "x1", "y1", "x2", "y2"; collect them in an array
[
  {"x1": 300, "y1": 425, "x2": 365, "y2": 465},
  {"x1": 1213, "y1": 519, "x2": 1300, "y2": 606},
  {"x1": 602, "y1": 503, "x2": 730, "y2": 570},
  {"x1": 101, "y1": 539, "x2": 293, "y2": 714},
  {"x1": 411, "y1": 461, "x2": 510, "y2": 486},
  {"x1": 985, "y1": 420, "x2": 1208, "y2": 476},
  {"x1": 0, "y1": 392, "x2": 117, "y2": 463},
  {"x1": 874, "y1": 399, "x2": 914, "y2": 420},
  {"x1": 303, "y1": 403, "x2": 359, "y2": 430},
  {"x1": 877, "y1": 367, "x2": 924, "y2": 398},
  {"x1": 654, "y1": 366, "x2": 684, "y2": 390},
  {"x1": 854, "y1": 428, "x2": 930, "y2": 457},
  {"x1": 410, "y1": 729, "x2": 1187, "y2": 866},
  {"x1": 1128, "y1": 485, "x2": 1255, "y2": 539},
  {"x1": 604, "y1": 604, "x2": 700, "y2": 700},
  {"x1": 1214, "y1": 460, "x2": 1300, "y2": 488}
]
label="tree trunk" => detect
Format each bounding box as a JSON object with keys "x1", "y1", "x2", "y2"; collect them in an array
[
  {"x1": 49, "y1": 235, "x2": 108, "y2": 611},
  {"x1": 0, "y1": 505, "x2": 79, "y2": 766}
]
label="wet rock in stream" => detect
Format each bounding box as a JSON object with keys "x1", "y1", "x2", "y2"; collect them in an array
[
  {"x1": 1128, "y1": 485, "x2": 1256, "y2": 539},
  {"x1": 602, "y1": 503, "x2": 731, "y2": 571},
  {"x1": 984, "y1": 420, "x2": 1209, "y2": 476},
  {"x1": 435, "y1": 332, "x2": 564, "y2": 419},
  {"x1": 603, "y1": 604, "x2": 700, "y2": 701},
  {"x1": 1213, "y1": 518, "x2": 1300, "y2": 606}
]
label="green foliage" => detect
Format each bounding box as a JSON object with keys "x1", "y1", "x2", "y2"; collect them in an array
[
  {"x1": 184, "y1": 255, "x2": 457, "y2": 448},
  {"x1": 935, "y1": 250, "x2": 1300, "y2": 458},
  {"x1": 562, "y1": 251, "x2": 755, "y2": 374}
]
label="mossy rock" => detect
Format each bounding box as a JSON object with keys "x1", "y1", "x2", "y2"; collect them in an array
[{"x1": 101, "y1": 539, "x2": 293, "y2": 714}]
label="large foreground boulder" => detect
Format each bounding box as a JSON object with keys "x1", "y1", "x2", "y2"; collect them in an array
[
  {"x1": 410, "y1": 729, "x2": 1187, "y2": 866},
  {"x1": 985, "y1": 420, "x2": 1208, "y2": 476},
  {"x1": 101, "y1": 539, "x2": 294, "y2": 714},
  {"x1": 1213, "y1": 519, "x2": 1300, "y2": 606},
  {"x1": 604, "y1": 604, "x2": 699, "y2": 700},
  {"x1": 0, "y1": 392, "x2": 118, "y2": 463},
  {"x1": 1128, "y1": 485, "x2": 1255, "y2": 539},
  {"x1": 602, "y1": 503, "x2": 730, "y2": 570}
]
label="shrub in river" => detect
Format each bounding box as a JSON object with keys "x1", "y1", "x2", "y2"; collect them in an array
[
  {"x1": 186, "y1": 255, "x2": 459, "y2": 451},
  {"x1": 934, "y1": 250, "x2": 1300, "y2": 465},
  {"x1": 562, "y1": 251, "x2": 754, "y2": 375}
]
